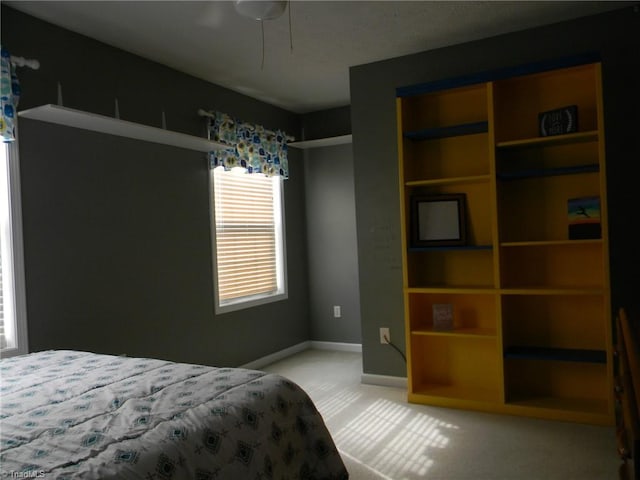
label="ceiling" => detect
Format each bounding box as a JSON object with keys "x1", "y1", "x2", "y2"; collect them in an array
[{"x1": 4, "y1": 1, "x2": 631, "y2": 114}]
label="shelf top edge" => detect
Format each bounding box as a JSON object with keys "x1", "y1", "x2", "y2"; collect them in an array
[
  {"x1": 500, "y1": 287, "x2": 606, "y2": 295},
  {"x1": 404, "y1": 287, "x2": 605, "y2": 295},
  {"x1": 403, "y1": 121, "x2": 488, "y2": 140},
  {"x1": 504, "y1": 346, "x2": 607, "y2": 364},
  {"x1": 18, "y1": 104, "x2": 228, "y2": 152},
  {"x1": 408, "y1": 245, "x2": 493, "y2": 252},
  {"x1": 288, "y1": 134, "x2": 352, "y2": 149},
  {"x1": 496, "y1": 130, "x2": 598, "y2": 148},
  {"x1": 500, "y1": 239, "x2": 602, "y2": 247},
  {"x1": 396, "y1": 52, "x2": 601, "y2": 98},
  {"x1": 406, "y1": 174, "x2": 491, "y2": 186},
  {"x1": 406, "y1": 287, "x2": 497, "y2": 294},
  {"x1": 411, "y1": 327, "x2": 497, "y2": 338}
]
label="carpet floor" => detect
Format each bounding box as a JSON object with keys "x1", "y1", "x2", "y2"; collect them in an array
[{"x1": 262, "y1": 348, "x2": 620, "y2": 480}]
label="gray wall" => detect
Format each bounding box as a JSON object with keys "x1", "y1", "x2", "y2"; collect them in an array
[
  {"x1": 304, "y1": 143, "x2": 361, "y2": 344},
  {"x1": 299, "y1": 107, "x2": 361, "y2": 345},
  {"x1": 350, "y1": 5, "x2": 640, "y2": 377},
  {"x1": 2, "y1": 6, "x2": 312, "y2": 367},
  {"x1": 300, "y1": 106, "x2": 352, "y2": 141},
  {"x1": 6, "y1": 4, "x2": 638, "y2": 376}
]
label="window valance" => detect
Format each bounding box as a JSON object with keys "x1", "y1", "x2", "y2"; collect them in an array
[
  {"x1": 0, "y1": 46, "x2": 20, "y2": 143},
  {"x1": 207, "y1": 111, "x2": 289, "y2": 179}
]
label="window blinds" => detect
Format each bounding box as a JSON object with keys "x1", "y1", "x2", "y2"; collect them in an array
[
  {"x1": 0, "y1": 247, "x2": 5, "y2": 349},
  {"x1": 213, "y1": 170, "x2": 279, "y2": 302}
]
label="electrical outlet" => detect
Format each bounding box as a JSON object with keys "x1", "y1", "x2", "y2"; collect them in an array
[
  {"x1": 333, "y1": 305, "x2": 341, "y2": 318},
  {"x1": 380, "y1": 327, "x2": 390, "y2": 344}
]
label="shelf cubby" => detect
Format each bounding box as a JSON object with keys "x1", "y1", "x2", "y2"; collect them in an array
[
  {"x1": 409, "y1": 334, "x2": 502, "y2": 404},
  {"x1": 399, "y1": 83, "x2": 489, "y2": 133},
  {"x1": 493, "y1": 63, "x2": 600, "y2": 143},
  {"x1": 406, "y1": 179, "x2": 494, "y2": 247},
  {"x1": 497, "y1": 171, "x2": 601, "y2": 243},
  {"x1": 407, "y1": 248, "x2": 495, "y2": 289},
  {"x1": 402, "y1": 134, "x2": 491, "y2": 182},
  {"x1": 504, "y1": 358, "x2": 610, "y2": 420},
  {"x1": 500, "y1": 241, "x2": 604, "y2": 289},
  {"x1": 497, "y1": 133, "x2": 599, "y2": 170},
  {"x1": 501, "y1": 293, "x2": 607, "y2": 351},
  {"x1": 407, "y1": 291, "x2": 498, "y2": 334}
]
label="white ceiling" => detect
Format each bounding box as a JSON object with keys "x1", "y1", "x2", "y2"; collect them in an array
[{"x1": 4, "y1": 1, "x2": 630, "y2": 113}]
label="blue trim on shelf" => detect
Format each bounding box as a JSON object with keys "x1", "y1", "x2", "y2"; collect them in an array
[
  {"x1": 408, "y1": 245, "x2": 493, "y2": 252},
  {"x1": 396, "y1": 52, "x2": 601, "y2": 98},
  {"x1": 497, "y1": 164, "x2": 599, "y2": 180},
  {"x1": 504, "y1": 346, "x2": 607, "y2": 364},
  {"x1": 404, "y1": 121, "x2": 488, "y2": 140}
]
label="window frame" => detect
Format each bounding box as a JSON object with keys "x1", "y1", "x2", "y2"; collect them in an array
[
  {"x1": 209, "y1": 167, "x2": 288, "y2": 314},
  {"x1": 0, "y1": 133, "x2": 29, "y2": 358}
]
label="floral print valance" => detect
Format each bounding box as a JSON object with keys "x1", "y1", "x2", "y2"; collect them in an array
[
  {"x1": 1, "y1": 46, "x2": 21, "y2": 143},
  {"x1": 207, "y1": 111, "x2": 289, "y2": 179}
]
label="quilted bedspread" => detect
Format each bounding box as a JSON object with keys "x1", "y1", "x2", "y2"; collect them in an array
[{"x1": 0, "y1": 350, "x2": 348, "y2": 479}]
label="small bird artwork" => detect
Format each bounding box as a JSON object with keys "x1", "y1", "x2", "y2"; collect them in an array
[
  {"x1": 575, "y1": 205, "x2": 591, "y2": 218},
  {"x1": 568, "y1": 196, "x2": 600, "y2": 240}
]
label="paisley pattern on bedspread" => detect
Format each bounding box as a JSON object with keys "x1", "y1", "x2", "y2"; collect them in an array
[{"x1": 0, "y1": 350, "x2": 348, "y2": 479}]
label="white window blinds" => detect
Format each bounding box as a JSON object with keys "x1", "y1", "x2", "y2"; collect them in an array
[
  {"x1": 1, "y1": 151, "x2": 12, "y2": 350},
  {"x1": 0, "y1": 141, "x2": 26, "y2": 356},
  {"x1": 212, "y1": 168, "x2": 286, "y2": 309},
  {"x1": 0, "y1": 247, "x2": 5, "y2": 349}
]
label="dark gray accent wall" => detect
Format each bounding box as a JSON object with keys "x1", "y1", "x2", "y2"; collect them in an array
[
  {"x1": 304, "y1": 143, "x2": 361, "y2": 344},
  {"x1": 301, "y1": 106, "x2": 351, "y2": 141},
  {"x1": 2, "y1": 6, "x2": 310, "y2": 367},
  {"x1": 350, "y1": 5, "x2": 640, "y2": 377}
]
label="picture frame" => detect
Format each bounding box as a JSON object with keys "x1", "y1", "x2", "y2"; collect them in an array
[
  {"x1": 568, "y1": 196, "x2": 601, "y2": 240},
  {"x1": 539, "y1": 105, "x2": 578, "y2": 137},
  {"x1": 432, "y1": 303, "x2": 454, "y2": 331},
  {"x1": 410, "y1": 193, "x2": 467, "y2": 247}
]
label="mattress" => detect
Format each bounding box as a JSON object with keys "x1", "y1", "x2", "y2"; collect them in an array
[{"x1": 0, "y1": 350, "x2": 348, "y2": 479}]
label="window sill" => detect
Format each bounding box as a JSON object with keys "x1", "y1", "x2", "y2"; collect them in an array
[{"x1": 216, "y1": 291, "x2": 288, "y2": 314}]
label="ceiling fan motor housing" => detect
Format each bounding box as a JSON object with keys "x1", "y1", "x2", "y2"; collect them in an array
[{"x1": 234, "y1": 0, "x2": 288, "y2": 21}]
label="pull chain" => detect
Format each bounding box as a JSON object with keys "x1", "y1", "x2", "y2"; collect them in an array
[
  {"x1": 261, "y1": 20, "x2": 265, "y2": 70},
  {"x1": 289, "y1": 2, "x2": 293, "y2": 52}
]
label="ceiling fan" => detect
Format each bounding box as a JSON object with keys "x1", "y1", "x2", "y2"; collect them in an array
[{"x1": 234, "y1": 0, "x2": 289, "y2": 21}]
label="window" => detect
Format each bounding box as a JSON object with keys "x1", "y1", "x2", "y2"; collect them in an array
[
  {"x1": 0, "y1": 140, "x2": 28, "y2": 357},
  {"x1": 210, "y1": 167, "x2": 287, "y2": 313}
]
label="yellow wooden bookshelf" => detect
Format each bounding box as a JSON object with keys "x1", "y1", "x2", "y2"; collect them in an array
[{"x1": 396, "y1": 56, "x2": 613, "y2": 425}]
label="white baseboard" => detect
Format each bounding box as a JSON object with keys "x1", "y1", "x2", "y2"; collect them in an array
[
  {"x1": 310, "y1": 341, "x2": 362, "y2": 353},
  {"x1": 240, "y1": 340, "x2": 362, "y2": 369},
  {"x1": 244, "y1": 342, "x2": 406, "y2": 389},
  {"x1": 361, "y1": 373, "x2": 407, "y2": 389},
  {"x1": 240, "y1": 341, "x2": 311, "y2": 369}
]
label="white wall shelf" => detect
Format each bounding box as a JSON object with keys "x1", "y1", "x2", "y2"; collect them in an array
[
  {"x1": 288, "y1": 134, "x2": 352, "y2": 149},
  {"x1": 18, "y1": 104, "x2": 227, "y2": 152}
]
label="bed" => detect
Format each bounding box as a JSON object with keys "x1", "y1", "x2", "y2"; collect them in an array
[{"x1": 0, "y1": 350, "x2": 348, "y2": 479}]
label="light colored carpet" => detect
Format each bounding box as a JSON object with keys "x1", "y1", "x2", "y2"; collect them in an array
[{"x1": 262, "y1": 349, "x2": 620, "y2": 480}]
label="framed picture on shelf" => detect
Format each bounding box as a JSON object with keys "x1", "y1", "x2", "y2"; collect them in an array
[
  {"x1": 539, "y1": 105, "x2": 578, "y2": 137},
  {"x1": 410, "y1": 193, "x2": 467, "y2": 247},
  {"x1": 432, "y1": 303, "x2": 454, "y2": 331},
  {"x1": 568, "y1": 196, "x2": 601, "y2": 239}
]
